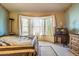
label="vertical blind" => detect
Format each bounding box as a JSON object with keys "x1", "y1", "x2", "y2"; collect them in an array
[{"x1": 19, "y1": 15, "x2": 55, "y2": 36}]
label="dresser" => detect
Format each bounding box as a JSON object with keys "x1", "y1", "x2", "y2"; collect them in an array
[{"x1": 69, "y1": 34, "x2": 79, "y2": 56}]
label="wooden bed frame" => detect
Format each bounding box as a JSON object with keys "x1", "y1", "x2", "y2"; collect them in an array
[
  {"x1": 0, "y1": 45, "x2": 37, "y2": 56},
  {"x1": 0, "y1": 36, "x2": 39, "y2": 56}
]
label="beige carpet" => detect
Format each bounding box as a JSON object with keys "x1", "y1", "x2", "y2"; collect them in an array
[
  {"x1": 39, "y1": 41, "x2": 75, "y2": 56},
  {"x1": 39, "y1": 46, "x2": 57, "y2": 56}
]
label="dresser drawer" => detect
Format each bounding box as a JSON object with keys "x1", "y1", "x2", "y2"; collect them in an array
[
  {"x1": 70, "y1": 49, "x2": 79, "y2": 55},
  {"x1": 71, "y1": 45, "x2": 79, "y2": 50},
  {"x1": 71, "y1": 38, "x2": 79, "y2": 43},
  {"x1": 71, "y1": 41, "x2": 79, "y2": 47}
]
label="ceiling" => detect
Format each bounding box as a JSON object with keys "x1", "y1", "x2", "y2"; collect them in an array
[{"x1": 1, "y1": 3, "x2": 71, "y2": 12}]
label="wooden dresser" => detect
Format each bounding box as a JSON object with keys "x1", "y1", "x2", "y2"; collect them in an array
[{"x1": 69, "y1": 34, "x2": 79, "y2": 56}]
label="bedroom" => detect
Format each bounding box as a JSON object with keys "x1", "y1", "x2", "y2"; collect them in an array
[{"x1": 0, "y1": 3, "x2": 79, "y2": 56}]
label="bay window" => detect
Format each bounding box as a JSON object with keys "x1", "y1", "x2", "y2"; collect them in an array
[{"x1": 19, "y1": 15, "x2": 55, "y2": 36}]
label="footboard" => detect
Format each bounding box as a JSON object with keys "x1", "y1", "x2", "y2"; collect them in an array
[{"x1": 0, "y1": 46, "x2": 36, "y2": 56}]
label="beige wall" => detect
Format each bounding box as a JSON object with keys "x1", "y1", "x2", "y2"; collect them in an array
[
  {"x1": 9, "y1": 12, "x2": 66, "y2": 35},
  {"x1": 9, "y1": 12, "x2": 18, "y2": 35},
  {"x1": 9, "y1": 12, "x2": 66, "y2": 42}
]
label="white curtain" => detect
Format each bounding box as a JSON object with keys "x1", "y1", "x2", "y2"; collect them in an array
[
  {"x1": 19, "y1": 16, "x2": 29, "y2": 36},
  {"x1": 45, "y1": 16, "x2": 53, "y2": 35}
]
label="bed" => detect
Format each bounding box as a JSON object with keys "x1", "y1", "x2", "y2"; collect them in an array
[{"x1": 0, "y1": 36, "x2": 39, "y2": 56}]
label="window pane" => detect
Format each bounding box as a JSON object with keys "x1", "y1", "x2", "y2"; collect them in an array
[
  {"x1": 22, "y1": 27, "x2": 28, "y2": 32},
  {"x1": 32, "y1": 18, "x2": 44, "y2": 35}
]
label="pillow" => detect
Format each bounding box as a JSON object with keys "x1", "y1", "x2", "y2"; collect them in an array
[{"x1": 26, "y1": 35, "x2": 34, "y2": 39}]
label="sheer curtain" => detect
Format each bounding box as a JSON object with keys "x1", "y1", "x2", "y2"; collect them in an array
[
  {"x1": 19, "y1": 16, "x2": 29, "y2": 36},
  {"x1": 45, "y1": 16, "x2": 55, "y2": 35}
]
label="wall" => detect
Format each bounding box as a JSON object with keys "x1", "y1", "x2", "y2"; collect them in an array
[
  {"x1": 9, "y1": 12, "x2": 66, "y2": 35},
  {"x1": 65, "y1": 4, "x2": 79, "y2": 33},
  {"x1": 0, "y1": 5, "x2": 9, "y2": 36},
  {"x1": 9, "y1": 12, "x2": 18, "y2": 34}
]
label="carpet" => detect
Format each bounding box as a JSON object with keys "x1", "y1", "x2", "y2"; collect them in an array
[{"x1": 39, "y1": 46, "x2": 58, "y2": 56}]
